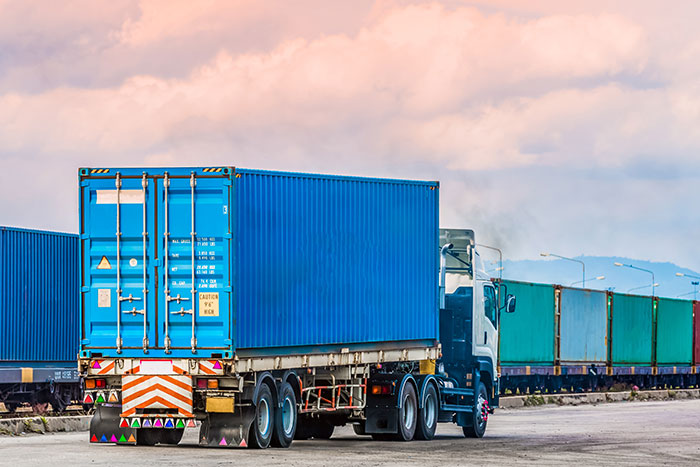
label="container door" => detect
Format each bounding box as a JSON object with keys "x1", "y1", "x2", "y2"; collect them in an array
[
  {"x1": 82, "y1": 172, "x2": 157, "y2": 353},
  {"x1": 157, "y1": 171, "x2": 232, "y2": 355}
]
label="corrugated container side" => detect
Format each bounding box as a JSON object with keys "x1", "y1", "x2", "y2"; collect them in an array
[
  {"x1": 499, "y1": 280, "x2": 555, "y2": 365},
  {"x1": 234, "y1": 169, "x2": 439, "y2": 350},
  {"x1": 655, "y1": 297, "x2": 693, "y2": 366},
  {"x1": 559, "y1": 287, "x2": 607, "y2": 363},
  {"x1": 611, "y1": 293, "x2": 653, "y2": 365},
  {"x1": 0, "y1": 227, "x2": 79, "y2": 363}
]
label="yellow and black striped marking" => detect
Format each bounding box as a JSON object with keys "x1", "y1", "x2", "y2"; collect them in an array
[
  {"x1": 90, "y1": 168, "x2": 110, "y2": 174},
  {"x1": 203, "y1": 167, "x2": 223, "y2": 173}
]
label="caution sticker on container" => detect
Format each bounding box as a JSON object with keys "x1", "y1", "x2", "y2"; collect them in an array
[
  {"x1": 98, "y1": 289, "x2": 111, "y2": 308},
  {"x1": 97, "y1": 256, "x2": 111, "y2": 269},
  {"x1": 199, "y1": 292, "x2": 219, "y2": 317}
]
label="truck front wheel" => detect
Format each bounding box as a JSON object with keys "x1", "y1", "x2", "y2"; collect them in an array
[{"x1": 462, "y1": 382, "x2": 488, "y2": 438}]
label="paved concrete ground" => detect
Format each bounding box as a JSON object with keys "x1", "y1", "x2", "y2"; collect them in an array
[{"x1": 1, "y1": 400, "x2": 699, "y2": 466}]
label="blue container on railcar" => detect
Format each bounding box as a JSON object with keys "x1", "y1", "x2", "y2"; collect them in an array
[{"x1": 0, "y1": 226, "x2": 79, "y2": 365}]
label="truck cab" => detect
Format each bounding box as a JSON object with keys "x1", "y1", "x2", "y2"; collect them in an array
[{"x1": 438, "y1": 229, "x2": 515, "y2": 436}]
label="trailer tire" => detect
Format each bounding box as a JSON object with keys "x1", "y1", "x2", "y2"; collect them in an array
[
  {"x1": 414, "y1": 384, "x2": 438, "y2": 440},
  {"x1": 249, "y1": 383, "x2": 275, "y2": 449},
  {"x1": 312, "y1": 420, "x2": 334, "y2": 439},
  {"x1": 353, "y1": 422, "x2": 367, "y2": 436},
  {"x1": 395, "y1": 382, "x2": 417, "y2": 441},
  {"x1": 462, "y1": 382, "x2": 488, "y2": 438},
  {"x1": 271, "y1": 382, "x2": 297, "y2": 448}
]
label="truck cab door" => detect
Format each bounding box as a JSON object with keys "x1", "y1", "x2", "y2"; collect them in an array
[{"x1": 474, "y1": 280, "x2": 499, "y2": 369}]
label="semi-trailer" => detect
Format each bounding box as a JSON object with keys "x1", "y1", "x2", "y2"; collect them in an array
[{"x1": 79, "y1": 167, "x2": 515, "y2": 447}]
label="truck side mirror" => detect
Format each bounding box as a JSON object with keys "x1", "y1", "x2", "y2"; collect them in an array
[{"x1": 505, "y1": 294, "x2": 516, "y2": 313}]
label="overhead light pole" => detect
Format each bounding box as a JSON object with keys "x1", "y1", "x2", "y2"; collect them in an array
[
  {"x1": 571, "y1": 275, "x2": 605, "y2": 287},
  {"x1": 477, "y1": 244, "x2": 502, "y2": 282},
  {"x1": 616, "y1": 262, "x2": 656, "y2": 296},
  {"x1": 627, "y1": 282, "x2": 660, "y2": 294},
  {"x1": 675, "y1": 273, "x2": 700, "y2": 301},
  {"x1": 541, "y1": 253, "x2": 585, "y2": 287}
]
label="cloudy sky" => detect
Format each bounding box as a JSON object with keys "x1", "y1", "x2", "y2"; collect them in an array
[{"x1": 1, "y1": 0, "x2": 698, "y2": 268}]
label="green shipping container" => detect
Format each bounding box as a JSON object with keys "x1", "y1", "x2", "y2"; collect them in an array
[
  {"x1": 655, "y1": 297, "x2": 693, "y2": 366},
  {"x1": 500, "y1": 281, "x2": 555, "y2": 365},
  {"x1": 611, "y1": 293, "x2": 653, "y2": 365}
]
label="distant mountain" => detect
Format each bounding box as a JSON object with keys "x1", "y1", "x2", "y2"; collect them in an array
[{"x1": 487, "y1": 256, "x2": 700, "y2": 299}]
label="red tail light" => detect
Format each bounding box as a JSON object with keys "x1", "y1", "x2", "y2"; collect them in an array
[
  {"x1": 95, "y1": 378, "x2": 106, "y2": 388},
  {"x1": 197, "y1": 379, "x2": 207, "y2": 389},
  {"x1": 370, "y1": 384, "x2": 392, "y2": 395}
]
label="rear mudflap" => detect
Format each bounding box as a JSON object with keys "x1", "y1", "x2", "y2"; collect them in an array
[
  {"x1": 90, "y1": 405, "x2": 136, "y2": 445},
  {"x1": 199, "y1": 408, "x2": 255, "y2": 448}
]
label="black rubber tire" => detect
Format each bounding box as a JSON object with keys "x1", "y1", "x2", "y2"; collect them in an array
[
  {"x1": 394, "y1": 383, "x2": 418, "y2": 441},
  {"x1": 136, "y1": 429, "x2": 160, "y2": 446},
  {"x1": 352, "y1": 422, "x2": 367, "y2": 436},
  {"x1": 271, "y1": 382, "x2": 297, "y2": 448},
  {"x1": 163, "y1": 428, "x2": 184, "y2": 445},
  {"x1": 462, "y1": 382, "x2": 488, "y2": 438},
  {"x1": 294, "y1": 417, "x2": 312, "y2": 440},
  {"x1": 414, "y1": 384, "x2": 438, "y2": 440},
  {"x1": 249, "y1": 383, "x2": 275, "y2": 449},
  {"x1": 312, "y1": 420, "x2": 334, "y2": 439}
]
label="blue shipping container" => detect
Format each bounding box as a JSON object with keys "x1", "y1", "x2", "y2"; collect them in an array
[
  {"x1": 559, "y1": 287, "x2": 607, "y2": 363},
  {"x1": 0, "y1": 226, "x2": 79, "y2": 364},
  {"x1": 79, "y1": 167, "x2": 439, "y2": 359}
]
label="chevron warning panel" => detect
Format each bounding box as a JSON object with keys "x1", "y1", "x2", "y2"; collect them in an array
[{"x1": 120, "y1": 374, "x2": 193, "y2": 418}]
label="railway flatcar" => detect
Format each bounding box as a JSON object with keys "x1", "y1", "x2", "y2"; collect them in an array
[
  {"x1": 498, "y1": 279, "x2": 700, "y2": 394},
  {"x1": 0, "y1": 226, "x2": 80, "y2": 412}
]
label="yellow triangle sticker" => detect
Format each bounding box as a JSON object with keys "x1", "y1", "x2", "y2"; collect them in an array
[{"x1": 97, "y1": 256, "x2": 112, "y2": 270}]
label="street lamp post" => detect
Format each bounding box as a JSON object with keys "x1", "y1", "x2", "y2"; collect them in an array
[
  {"x1": 615, "y1": 262, "x2": 656, "y2": 297},
  {"x1": 676, "y1": 273, "x2": 700, "y2": 300},
  {"x1": 627, "y1": 283, "x2": 660, "y2": 294},
  {"x1": 541, "y1": 253, "x2": 585, "y2": 287},
  {"x1": 571, "y1": 275, "x2": 605, "y2": 287},
  {"x1": 477, "y1": 244, "x2": 503, "y2": 282}
]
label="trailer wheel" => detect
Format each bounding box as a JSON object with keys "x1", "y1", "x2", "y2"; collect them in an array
[
  {"x1": 163, "y1": 428, "x2": 184, "y2": 445},
  {"x1": 353, "y1": 422, "x2": 367, "y2": 436},
  {"x1": 136, "y1": 429, "x2": 160, "y2": 446},
  {"x1": 312, "y1": 420, "x2": 334, "y2": 439},
  {"x1": 414, "y1": 384, "x2": 438, "y2": 440},
  {"x1": 462, "y1": 382, "x2": 488, "y2": 438},
  {"x1": 395, "y1": 383, "x2": 417, "y2": 441},
  {"x1": 271, "y1": 382, "x2": 297, "y2": 448},
  {"x1": 249, "y1": 383, "x2": 275, "y2": 449}
]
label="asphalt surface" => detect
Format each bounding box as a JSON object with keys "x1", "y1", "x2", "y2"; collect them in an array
[{"x1": 1, "y1": 400, "x2": 699, "y2": 466}]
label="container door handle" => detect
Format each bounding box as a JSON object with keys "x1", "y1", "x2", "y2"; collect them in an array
[
  {"x1": 484, "y1": 331, "x2": 487, "y2": 345},
  {"x1": 115, "y1": 172, "x2": 123, "y2": 353},
  {"x1": 163, "y1": 172, "x2": 171, "y2": 353},
  {"x1": 141, "y1": 172, "x2": 149, "y2": 353},
  {"x1": 189, "y1": 171, "x2": 197, "y2": 353}
]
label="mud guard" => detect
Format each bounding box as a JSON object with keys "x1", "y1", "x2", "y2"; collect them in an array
[
  {"x1": 90, "y1": 404, "x2": 136, "y2": 445},
  {"x1": 199, "y1": 408, "x2": 255, "y2": 448}
]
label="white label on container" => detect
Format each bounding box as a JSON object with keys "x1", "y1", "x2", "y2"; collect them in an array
[
  {"x1": 98, "y1": 289, "x2": 111, "y2": 308},
  {"x1": 139, "y1": 360, "x2": 173, "y2": 374},
  {"x1": 199, "y1": 292, "x2": 219, "y2": 317},
  {"x1": 96, "y1": 189, "x2": 144, "y2": 204}
]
